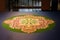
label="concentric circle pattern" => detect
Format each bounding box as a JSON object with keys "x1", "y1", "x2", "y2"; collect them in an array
[{"x1": 3, "y1": 15, "x2": 55, "y2": 33}]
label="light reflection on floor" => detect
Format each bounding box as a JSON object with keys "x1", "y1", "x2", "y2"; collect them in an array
[{"x1": 19, "y1": 9, "x2": 41, "y2": 12}]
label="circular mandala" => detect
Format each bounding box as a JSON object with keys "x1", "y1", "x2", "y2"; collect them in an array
[{"x1": 2, "y1": 14, "x2": 55, "y2": 33}]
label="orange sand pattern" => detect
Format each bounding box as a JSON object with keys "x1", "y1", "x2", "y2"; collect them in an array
[{"x1": 4, "y1": 15, "x2": 54, "y2": 33}]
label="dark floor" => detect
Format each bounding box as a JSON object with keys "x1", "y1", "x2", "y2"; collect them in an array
[{"x1": 0, "y1": 12, "x2": 60, "y2": 40}]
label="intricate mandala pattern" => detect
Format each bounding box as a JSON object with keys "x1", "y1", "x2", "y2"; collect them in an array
[{"x1": 4, "y1": 15, "x2": 54, "y2": 33}]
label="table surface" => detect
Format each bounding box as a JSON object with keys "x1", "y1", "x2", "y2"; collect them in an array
[{"x1": 0, "y1": 12, "x2": 60, "y2": 40}]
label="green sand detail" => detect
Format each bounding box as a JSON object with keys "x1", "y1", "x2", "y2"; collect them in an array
[
  {"x1": 21, "y1": 18, "x2": 28, "y2": 25},
  {"x1": 21, "y1": 18, "x2": 37, "y2": 25},
  {"x1": 30, "y1": 19, "x2": 37, "y2": 25},
  {"x1": 2, "y1": 15, "x2": 55, "y2": 33}
]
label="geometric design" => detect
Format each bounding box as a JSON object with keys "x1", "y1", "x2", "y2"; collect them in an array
[{"x1": 3, "y1": 15, "x2": 54, "y2": 33}]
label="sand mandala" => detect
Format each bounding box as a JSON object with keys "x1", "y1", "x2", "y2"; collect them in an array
[{"x1": 2, "y1": 15, "x2": 55, "y2": 33}]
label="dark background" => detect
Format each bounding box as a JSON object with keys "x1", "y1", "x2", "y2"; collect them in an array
[
  {"x1": 0, "y1": 12, "x2": 60, "y2": 40},
  {"x1": 0, "y1": 0, "x2": 60, "y2": 12}
]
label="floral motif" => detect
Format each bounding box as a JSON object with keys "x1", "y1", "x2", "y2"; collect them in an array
[{"x1": 4, "y1": 15, "x2": 54, "y2": 33}]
